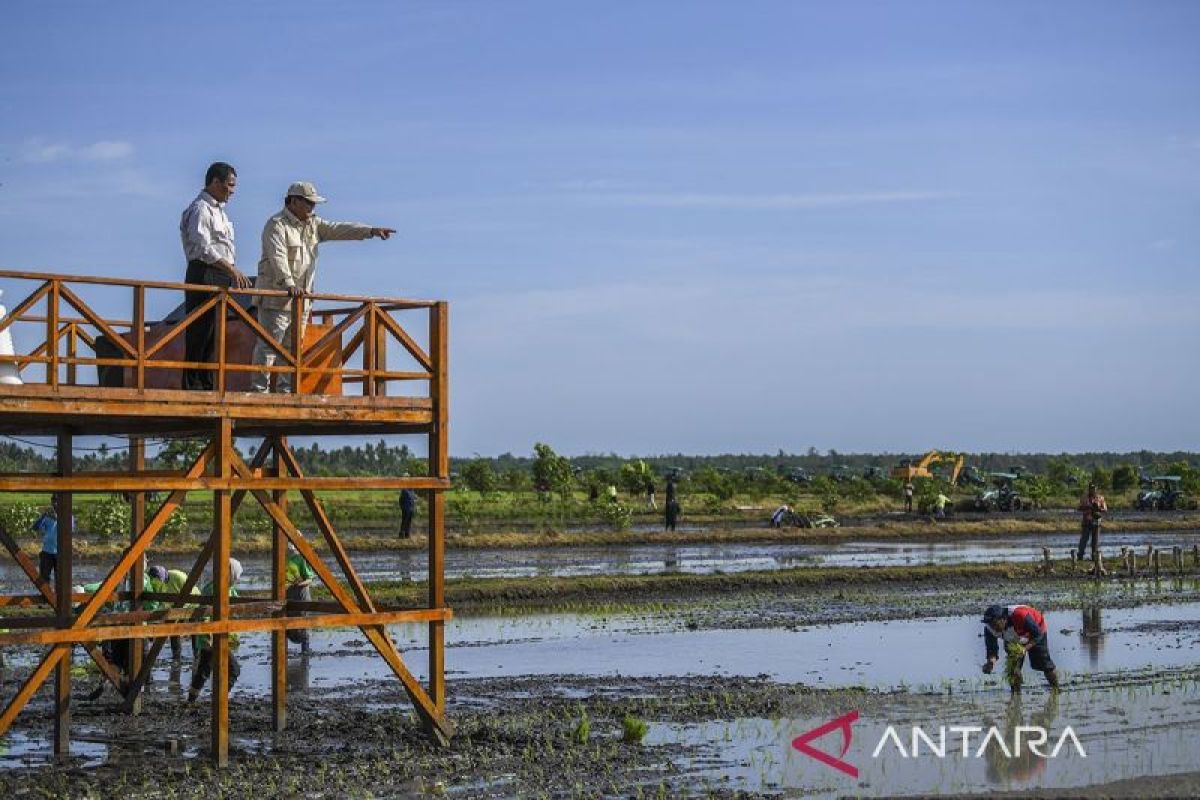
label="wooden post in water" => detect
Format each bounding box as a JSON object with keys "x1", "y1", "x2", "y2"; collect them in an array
[
  {"x1": 54, "y1": 430, "x2": 72, "y2": 757},
  {"x1": 1193, "y1": 544, "x2": 1200, "y2": 570},
  {"x1": 271, "y1": 438, "x2": 287, "y2": 733},
  {"x1": 1069, "y1": 550, "x2": 1078, "y2": 572},
  {"x1": 1042, "y1": 547, "x2": 1052, "y2": 574},
  {"x1": 1173, "y1": 546, "x2": 1183, "y2": 575},
  {"x1": 128, "y1": 436, "x2": 145, "y2": 715},
  {"x1": 1091, "y1": 546, "x2": 1104, "y2": 578},
  {"x1": 1152, "y1": 548, "x2": 1161, "y2": 579}
]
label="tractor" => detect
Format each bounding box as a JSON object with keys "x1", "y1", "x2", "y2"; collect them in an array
[
  {"x1": 974, "y1": 473, "x2": 1027, "y2": 512},
  {"x1": 1135, "y1": 476, "x2": 1187, "y2": 511}
]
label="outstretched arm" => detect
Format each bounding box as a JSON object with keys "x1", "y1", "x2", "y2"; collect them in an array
[{"x1": 315, "y1": 218, "x2": 395, "y2": 242}]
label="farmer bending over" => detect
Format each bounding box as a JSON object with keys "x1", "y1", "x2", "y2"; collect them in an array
[
  {"x1": 188, "y1": 558, "x2": 244, "y2": 702},
  {"x1": 981, "y1": 604, "x2": 1059, "y2": 693}
]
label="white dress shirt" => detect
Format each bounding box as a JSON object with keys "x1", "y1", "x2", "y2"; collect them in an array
[{"x1": 180, "y1": 191, "x2": 236, "y2": 266}]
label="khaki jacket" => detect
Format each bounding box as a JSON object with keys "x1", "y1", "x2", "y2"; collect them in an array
[{"x1": 255, "y1": 208, "x2": 371, "y2": 309}]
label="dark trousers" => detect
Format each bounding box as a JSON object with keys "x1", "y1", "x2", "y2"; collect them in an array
[
  {"x1": 285, "y1": 584, "x2": 311, "y2": 648},
  {"x1": 1077, "y1": 521, "x2": 1100, "y2": 560},
  {"x1": 904, "y1": 495, "x2": 913, "y2": 513},
  {"x1": 986, "y1": 629, "x2": 1056, "y2": 674},
  {"x1": 400, "y1": 508, "x2": 414, "y2": 538},
  {"x1": 190, "y1": 647, "x2": 241, "y2": 694},
  {"x1": 665, "y1": 506, "x2": 679, "y2": 531},
  {"x1": 38, "y1": 551, "x2": 56, "y2": 584},
  {"x1": 183, "y1": 260, "x2": 233, "y2": 390}
]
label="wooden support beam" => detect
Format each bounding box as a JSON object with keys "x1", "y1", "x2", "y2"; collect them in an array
[
  {"x1": 0, "y1": 607, "x2": 453, "y2": 646},
  {"x1": 127, "y1": 436, "x2": 146, "y2": 713},
  {"x1": 54, "y1": 430, "x2": 72, "y2": 756},
  {"x1": 428, "y1": 301, "x2": 449, "y2": 716},
  {"x1": 232, "y1": 455, "x2": 453, "y2": 742},
  {"x1": 211, "y1": 419, "x2": 233, "y2": 767},
  {"x1": 0, "y1": 646, "x2": 69, "y2": 736},
  {"x1": 0, "y1": 280, "x2": 51, "y2": 336},
  {"x1": 373, "y1": 305, "x2": 388, "y2": 397},
  {"x1": 133, "y1": 285, "x2": 145, "y2": 392},
  {"x1": 271, "y1": 437, "x2": 287, "y2": 732},
  {"x1": 47, "y1": 283, "x2": 59, "y2": 388},
  {"x1": 120, "y1": 438, "x2": 273, "y2": 711},
  {"x1": 70, "y1": 443, "x2": 215, "y2": 630},
  {"x1": 0, "y1": 526, "x2": 124, "y2": 689},
  {"x1": 0, "y1": 475, "x2": 451, "y2": 492},
  {"x1": 272, "y1": 443, "x2": 376, "y2": 613}
]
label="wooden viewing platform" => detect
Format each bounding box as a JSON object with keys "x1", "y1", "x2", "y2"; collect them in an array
[{"x1": 0, "y1": 269, "x2": 452, "y2": 765}]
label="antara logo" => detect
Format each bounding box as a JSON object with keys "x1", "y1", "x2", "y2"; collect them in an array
[
  {"x1": 791, "y1": 712, "x2": 1086, "y2": 777},
  {"x1": 791, "y1": 711, "x2": 860, "y2": 778},
  {"x1": 872, "y1": 725, "x2": 1087, "y2": 760}
]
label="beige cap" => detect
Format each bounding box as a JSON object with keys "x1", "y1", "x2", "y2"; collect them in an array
[{"x1": 286, "y1": 181, "x2": 327, "y2": 203}]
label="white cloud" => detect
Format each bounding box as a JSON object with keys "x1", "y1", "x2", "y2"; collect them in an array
[
  {"x1": 575, "y1": 191, "x2": 954, "y2": 209},
  {"x1": 21, "y1": 138, "x2": 135, "y2": 164}
]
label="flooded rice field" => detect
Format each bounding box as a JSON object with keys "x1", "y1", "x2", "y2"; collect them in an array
[
  {"x1": 4, "y1": 527, "x2": 1196, "y2": 591},
  {"x1": 3, "y1": 530, "x2": 1200, "y2": 797}
]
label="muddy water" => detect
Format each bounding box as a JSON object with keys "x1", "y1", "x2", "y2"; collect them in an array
[
  {"x1": 7, "y1": 599, "x2": 1183, "y2": 698},
  {"x1": 5, "y1": 529, "x2": 1195, "y2": 591},
  {"x1": 647, "y1": 677, "x2": 1200, "y2": 797}
]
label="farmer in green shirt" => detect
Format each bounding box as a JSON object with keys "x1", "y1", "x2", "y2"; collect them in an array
[
  {"x1": 285, "y1": 543, "x2": 317, "y2": 653},
  {"x1": 148, "y1": 565, "x2": 201, "y2": 660}
]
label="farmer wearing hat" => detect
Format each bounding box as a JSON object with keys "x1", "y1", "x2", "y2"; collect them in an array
[
  {"x1": 251, "y1": 181, "x2": 396, "y2": 393},
  {"x1": 148, "y1": 565, "x2": 201, "y2": 660},
  {"x1": 1076, "y1": 482, "x2": 1108, "y2": 563},
  {"x1": 981, "y1": 604, "x2": 1059, "y2": 693}
]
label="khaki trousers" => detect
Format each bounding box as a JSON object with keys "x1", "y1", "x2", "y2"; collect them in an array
[{"x1": 251, "y1": 304, "x2": 307, "y2": 393}]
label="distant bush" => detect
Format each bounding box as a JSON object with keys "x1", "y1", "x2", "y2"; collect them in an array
[{"x1": 0, "y1": 502, "x2": 41, "y2": 538}]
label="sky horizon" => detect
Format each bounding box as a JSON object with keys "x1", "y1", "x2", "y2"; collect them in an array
[{"x1": 2, "y1": 2, "x2": 1197, "y2": 457}]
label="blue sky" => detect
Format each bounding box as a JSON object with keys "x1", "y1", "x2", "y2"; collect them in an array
[{"x1": 1, "y1": 1, "x2": 1197, "y2": 456}]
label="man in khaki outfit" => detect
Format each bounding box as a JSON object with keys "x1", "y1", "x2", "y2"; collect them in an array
[{"x1": 251, "y1": 181, "x2": 395, "y2": 393}]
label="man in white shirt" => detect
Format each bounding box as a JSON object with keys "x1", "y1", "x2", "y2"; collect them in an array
[
  {"x1": 179, "y1": 162, "x2": 250, "y2": 391},
  {"x1": 251, "y1": 181, "x2": 395, "y2": 393}
]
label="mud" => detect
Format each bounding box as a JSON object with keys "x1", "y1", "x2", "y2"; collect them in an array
[
  {"x1": 4, "y1": 521, "x2": 1200, "y2": 795},
  {"x1": 3, "y1": 667, "x2": 1199, "y2": 798}
]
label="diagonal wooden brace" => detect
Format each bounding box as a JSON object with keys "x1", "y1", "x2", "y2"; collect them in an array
[
  {"x1": 121, "y1": 437, "x2": 275, "y2": 710},
  {"x1": 231, "y1": 451, "x2": 452, "y2": 742},
  {"x1": 71, "y1": 443, "x2": 216, "y2": 631},
  {"x1": 0, "y1": 527, "x2": 124, "y2": 692},
  {"x1": 270, "y1": 440, "x2": 375, "y2": 612},
  {"x1": 0, "y1": 645, "x2": 70, "y2": 735}
]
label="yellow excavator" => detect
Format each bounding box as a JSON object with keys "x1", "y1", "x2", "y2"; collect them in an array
[{"x1": 891, "y1": 450, "x2": 965, "y2": 484}]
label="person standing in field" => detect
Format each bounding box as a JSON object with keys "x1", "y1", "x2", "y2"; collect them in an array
[
  {"x1": 1076, "y1": 483, "x2": 1107, "y2": 562},
  {"x1": 251, "y1": 181, "x2": 396, "y2": 393},
  {"x1": 32, "y1": 506, "x2": 60, "y2": 583},
  {"x1": 664, "y1": 477, "x2": 680, "y2": 531},
  {"x1": 399, "y1": 488, "x2": 417, "y2": 539},
  {"x1": 180, "y1": 161, "x2": 250, "y2": 391},
  {"x1": 646, "y1": 477, "x2": 657, "y2": 511},
  {"x1": 903, "y1": 481, "x2": 914, "y2": 513},
  {"x1": 934, "y1": 492, "x2": 950, "y2": 519}
]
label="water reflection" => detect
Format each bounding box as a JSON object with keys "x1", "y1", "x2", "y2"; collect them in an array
[
  {"x1": 1081, "y1": 607, "x2": 1104, "y2": 667},
  {"x1": 288, "y1": 653, "x2": 311, "y2": 693},
  {"x1": 984, "y1": 691, "x2": 1060, "y2": 786}
]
